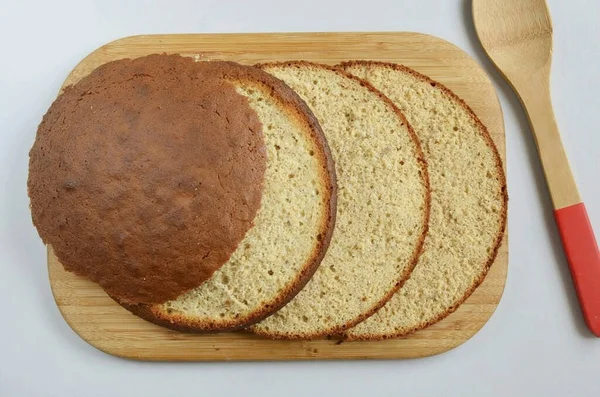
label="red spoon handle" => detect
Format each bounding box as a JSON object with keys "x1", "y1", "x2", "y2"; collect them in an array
[{"x1": 555, "y1": 202, "x2": 600, "y2": 337}]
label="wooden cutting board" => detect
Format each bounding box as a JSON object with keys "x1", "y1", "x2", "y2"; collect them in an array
[{"x1": 48, "y1": 32, "x2": 508, "y2": 361}]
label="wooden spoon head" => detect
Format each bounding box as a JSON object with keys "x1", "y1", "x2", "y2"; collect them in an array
[{"x1": 473, "y1": 0, "x2": 553, "y2": 78}]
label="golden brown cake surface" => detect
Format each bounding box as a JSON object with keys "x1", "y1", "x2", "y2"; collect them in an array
[{"x1": 28, "y1": 54, "x2": 267, "y2": 305}]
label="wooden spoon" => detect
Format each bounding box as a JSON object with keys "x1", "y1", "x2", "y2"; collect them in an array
[{"x1": 473, "y1": 0, "x2": 600, "y2": 336}]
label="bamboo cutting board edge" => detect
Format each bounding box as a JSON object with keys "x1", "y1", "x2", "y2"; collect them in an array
[{"x1": 47, "y1": 32, "x2": 508, "y2": 361}]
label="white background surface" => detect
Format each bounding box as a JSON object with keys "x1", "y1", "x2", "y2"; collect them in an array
[{"x1": 1, "y1": 0, "x2": 599, "y2": 395}]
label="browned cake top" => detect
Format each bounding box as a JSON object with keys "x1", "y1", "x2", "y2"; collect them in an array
[{"x1": 28, "y1": 54, "x2": 267, "y2": 305}]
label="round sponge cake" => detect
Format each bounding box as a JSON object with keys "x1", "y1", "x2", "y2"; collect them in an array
[
  {"x1": 28, "y1": 54, "x2": 267, "y2": 305},
  {"x1": 340, "y1": 61, "x2": 508, "y2": 340},
  {"x1": 251, "y1": 62, "x2": 430, "y2": 339},
  {"x1": 118, "y1": 60, "x2": 338, "y2": 332}
]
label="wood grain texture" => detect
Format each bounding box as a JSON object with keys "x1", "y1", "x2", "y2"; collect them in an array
[
  {"x1": 47, "y1": 32, "x2": 508, "y2": 361},
  {"x1": 474, "y1": 0, "x2": 600, "y2": 339},
  {"x1": 473, "y1": 0, "x2": 580, "y2": 210}
]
